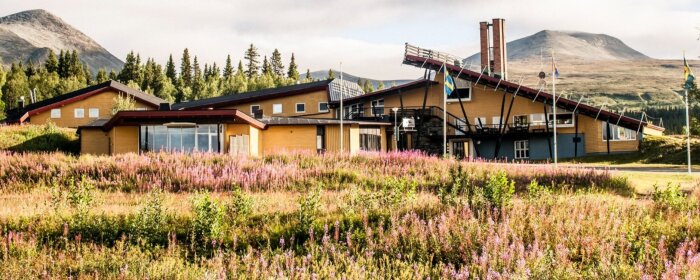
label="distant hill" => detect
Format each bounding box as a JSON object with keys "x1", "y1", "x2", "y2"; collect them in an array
[
  {"x1": 309, "y1": 70, "x2": 412, "y2": 89},
  {"x1": 0, "y1": 9, "x2": 123, "y2": 73},
  {"x1": 465, "y1": 30, "x2": 649, "y2": 64}
]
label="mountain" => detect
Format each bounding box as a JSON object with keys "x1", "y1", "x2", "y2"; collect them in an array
[
  {"x1": 309, "y1": 70, "x2": 412, "y2": 89},
  {"x1": 0, "y1": 9, "x2": 123, "y2": 73},
  {"x1": 465, "y1": 30, "x2": 649, "y2": 64}
]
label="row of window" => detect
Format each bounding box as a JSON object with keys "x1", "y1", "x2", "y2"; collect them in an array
[
  {"x1": 251, "y1": 102, "x2": 329, "y2": 115},
  {"x1": 51, "y1": 108, "x2": 100, "y2": 119},
  {"x1": 603, "y1": 124, "x2": 637, "y2": 141},
  {"x1": 467, "y1": 113, "x2": 575, "y2": 128}
]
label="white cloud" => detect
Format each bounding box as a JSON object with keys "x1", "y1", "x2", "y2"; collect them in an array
[{"x1": 0, "y1": 0, "x2": 698, "y2": 79}]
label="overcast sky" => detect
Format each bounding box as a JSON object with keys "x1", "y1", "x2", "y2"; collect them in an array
[{"x1": 1, "y1": 0, "x2": 699, "y2": 80}]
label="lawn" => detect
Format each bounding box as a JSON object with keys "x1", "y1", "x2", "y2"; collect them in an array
[{"x1": 1, "y1": 151, "x2": 700, "y2": 279}]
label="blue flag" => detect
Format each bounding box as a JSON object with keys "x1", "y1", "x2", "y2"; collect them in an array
[
  {"x1": 444, "y1": 71, "x2": 455, "y2": 96},
  {"x1": 684, "y1": 55, "x2": 695, "y2": 90}
]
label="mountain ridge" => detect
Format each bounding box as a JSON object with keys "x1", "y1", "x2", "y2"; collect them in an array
[{"x1": 0, "y1": 9, "x2": 123, "y2": 73}]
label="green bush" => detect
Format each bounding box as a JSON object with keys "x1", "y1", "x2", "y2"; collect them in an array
[
  {"x1": 226, "y1": 187, "x2": 253, "y2": 226},
  {"x1": 190, "y1": 192, "x2": 225, "y2": 243},
  {"x1": 527, "y1": 179, "x2": 551, "y2": 200},
  {"x1": 0, "y1": 123, "x2": 79, "y2": 153},
  {"x1": 298, "y1": 187, "x2": 322, "y2": 232},
  {"x1": 652, "y1": 183, "x2": 692, "y2": 211},
  {"x1": 132, "y1": 189, "x2": 168, "y2": 244},
  {"x1": 484, "y1": 170, "x2": 515, "y2": 208}
]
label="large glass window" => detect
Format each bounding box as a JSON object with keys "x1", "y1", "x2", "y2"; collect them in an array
[
  {"x1": 140, "y1": 124, "x2": 220, "y2": 153},
  {"x1": 603, "y1": 124, "x2": 637, "y2": 141},
  {"x1": 359, "y1": 127, "x2": 381, "y2": 151}
]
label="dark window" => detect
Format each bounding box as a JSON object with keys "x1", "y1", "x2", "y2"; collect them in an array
[
  {"x1": 359, "y1": 127, "x2": 381, "y2": 151},
  {"x1": 447, "y1": 88, "x2": 471, "y2": 100},
  {"x1": 296, "y1": 103, "x2": 306, "y2": 113},
  {"x1": 316, "y1": 125, "x2": 325, "y2": 153},
  {"x1": 319, "y1": 102, "x2": 329, "y2": 112}
]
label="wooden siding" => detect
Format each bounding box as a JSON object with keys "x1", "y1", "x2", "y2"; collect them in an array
[
  {"x1": 29, "y1": 89, "x2": 157, "y2": 128},
  {"x1": 260, "y1": 125, "x2": 317, "y2": 154},
  {"x1": 80, "y1": 128, "x2": 109, "y2": 155},
  {"x1": 109, "y1": 126, "x2": 139, "y2": 154}
]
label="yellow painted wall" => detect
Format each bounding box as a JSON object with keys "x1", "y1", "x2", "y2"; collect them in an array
[
  {"x1": 219, "y1": 90, "x2": 333, "y2": 118},
  {"x1": 109, "y1": 126, "x2": 139, "y2": 154},
  {"x1": 30, "y1": 90, "x2": 157, "y2": 128},
  {"x1": 80, "y1": 128, "x2": 109, "y2": 155},
  {"x1": 325, "y1": 125, "x2": 352, "y2": 153},
  {"x1": 349, "y1": 125, "x2": 360, "y2": 154},
  {"x1": 260, "y1": 125, "x2": 317, "y2": 154}
]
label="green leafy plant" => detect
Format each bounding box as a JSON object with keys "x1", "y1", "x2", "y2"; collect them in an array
[
  {"x1": 652, "y1": 183, "x2": 691, "y2": 211},
  {"x1": 190, "y1": 192, "x2": 225, "y2": 243},
  {"x1": 226, "y1": 187, "x2": 253, "y2": 226},
  {"x1": 132, "y1": 189, "x2": 168, "y2": 244},
  {"x1": 527, "y1": 179, "x2": 551, "y2": 200},
  {"x1": 298, "y1": 186, "x2": 322, "y2": 232},
  {"x1": 484, "y1": 170, "x2": 515, "y2": 208}
]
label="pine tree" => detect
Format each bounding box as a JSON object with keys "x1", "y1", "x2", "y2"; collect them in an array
[
  {"x1": 305, "y1": 69, "x2": 312, "y2": 81},
  {"x1": 118, "y1": 51, "x2": 143, "y2": 84},
  {"x1": 57, "y1": 50, "x2": 68, "y2": 79},
  {"x1": 0, "y1": 62, "x2": 6, "y2": 114},
  {"x1": 327, "y1": 69, "x2": 335, "y2": 80},
  {"x1": 165, "y1": 54, "x2": 177, "y2": 84},
  {"x1": 96, "y1": 68, "x2": 108, "y2": 83},
  {"x1": 68, "y1": 50, "x2": 84, "y2": 79},
  {"x1": 45, "y1": 49, "x2": 58, "y2": 73},
  {"x1": 237, "y1": 60, "x2": 244, "y2": 74},
  {"x1": 191, "y1": 56, "x2": 205, "y2": 100},
  {"x1": 108, "y1": 69, "x2": 118, "y2": 81},
  {"x1": 377, "y1": 81, "x2": 385, "y2": 90},
  {"x1": 261, "y1": 56, "x2": 271, "y2": 75},
  {"x1": 180, "y1": 48, "x2": 192, "y2": 88},
  {"x1": 223, "y1": 55, "x2": 234, "y2": 80},
  {"x1": 287, "y1": 53, "x2": 299, "y2": 80},
  {"x1": 24, "y1": 61, "x2": 36, "y2": 77},
  {"x1": 2, "y1": 63, "x2": 29, "y2": 111},
  {"x1": 244, "y1": 44, "x2": 260, "y2": 79},
  {"x1": 271, "y1": 49, "x2": 285, "y2": 77},
  {"x1": 363, "y1": 80, "x2": 374, "y2": 93},
  {"x1": 210, "y1": 62, "x2": 220, "y2": 80}
]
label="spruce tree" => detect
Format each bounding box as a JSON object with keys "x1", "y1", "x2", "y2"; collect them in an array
[
  {"x1": 271, "y1": 49, "x2": 284, "y2": 77},
  {"x1": 327, "y1": 69, "x2": 335, "y2": 80},
  {"x1": 223, "y1": 55, "x2": 234, "y2": 80},
  {"x1": 2, "y1": 63, "x2": 29, "y2": 111},
  {"x1": 287, "y1": 53, "x2": 299, "y2": 80},
  {"x1": 191, "y1": 56, "x2": 205, "y2": 99},
  {"x1": 244, "y1": 44, "x2": 260, "y2": 79},
  {"x1": 180, "y1": 48, "x2": 193, "y2": 88},
  {"x1": 68, "y1": 50, "x2": 84, "y2": 79},
  {"x1": 108, "y1": 69, "x2": 118, "y2": 81},
  {"x1": 57, "y1": 50, "x2": 68, "y2": 79},
  {"x1": 96, "y1": 68, "x2": 108, "y2": 83},
  {"x1": 165, "y1": 54, "x2": 177, "y2": 84},
  {"x1": 237, "y1": 60, "x2": 244, "y2": 74},
  {"x1": 261, "y1": 56, "x2": 271, "y2": 75},
  {"x1": 45, "y1": 49, "x2": 59, "y2": 73},
  {"x1": 305, "y1": 69, "x2": 312, "y2": 81},
  {"x1": 0, "y1": 62, "x2": 6, "y2": 114},
  {"x1": 118, "y1": 51, "x2": 140, "y2": 84},
  {"x1": 377, "y1": 81, "x2": 385, "y2": 90}
]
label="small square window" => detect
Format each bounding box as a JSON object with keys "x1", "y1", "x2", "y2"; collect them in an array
[
  {"x1": 319, "y1": 102, "x2": 329, "y2": 112},
  {"x1": 88, "y1": 108, "x2": 99, "y2": 118},
  {"x1": 51, "y1": 109, "x2": 61, "y2": 118},
  {"x1": 296, "y1": 103, "x2": 305, "y2": 113},
  {"x1": 273, "y1": 104, "x2": 282, "y2": 114},
  {"x1": 74, "y1": 108, "x2": 84, "y2": 118},
  {"x1": 250, "y1": 105, "x2": 261, "y2": 115}
]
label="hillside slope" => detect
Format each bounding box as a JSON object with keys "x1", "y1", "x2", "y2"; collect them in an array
[{"x1": 0, "y1": 9, "x2": 123, "y2": 73}]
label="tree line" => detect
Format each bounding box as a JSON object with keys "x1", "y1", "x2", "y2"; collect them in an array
[{"x1": 0, "y1": 44, "x2": 316, "y2": 117}]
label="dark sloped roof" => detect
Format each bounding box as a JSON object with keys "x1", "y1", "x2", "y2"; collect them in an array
[
  {"x1": 258, "y1": 117, "x2": 390, "y2": 126},
  {"x1": 173, "y1": 79, "x2": 334, "y2": 110},
  {"x1": 332, "y1": 79, "x2": 437, "y2": 104},
  {"x1": 403, "y1": 54, "x2": 664, "y2": 132},
  {"x1": 91, "y1": 109, "x2": 266, "y2": 131},
  {"x1": 4, "y1": 80, "x2": 167, "y2": 123}
]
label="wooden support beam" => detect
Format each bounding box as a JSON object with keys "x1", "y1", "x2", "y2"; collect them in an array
[
  {"x1": 606, "y1": 118, "x2": 611, "y2": 155},
  {"x1": 574, "y1": 111, "x2": 580, "y2": 158}
]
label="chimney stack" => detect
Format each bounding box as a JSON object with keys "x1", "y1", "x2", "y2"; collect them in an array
[
  {"x1": 492, "y1": 18, "x2": 507, "y2": 80},
  {"x1": 479, "y1": 21, "x2": 490, "y2": 75},
  {"x1": 478, "y1": 19, "x2": 508, "y2": 80}
]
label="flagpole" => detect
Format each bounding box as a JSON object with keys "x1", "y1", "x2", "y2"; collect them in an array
[
  {"x1": 552, "y1": 53, "x2": 558, "y2": 168},
  {"x1": 685, "y1": 87, "x2": 692, "y2": 174},
  {"x1": 443, "y1": 62, "x2": 447, "y2": 157},
  {"x1": 340, "y1": 62, "x2": 344, "y2": 153}
]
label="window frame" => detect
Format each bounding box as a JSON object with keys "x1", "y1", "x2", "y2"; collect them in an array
[
  {"x1": 74, "y1": 108, "x2": 85, "y2": 119},
  {"x1": 513, "y1": 115, "x2": 528, "y2": 126},
  {"x1": 530, "y1": 113, "x2": 546, "y2": 126},
  {"x1": 514, "y1": 140, "x2": 530, "y2": 159},
  {"x1": 295, "y1": 103, "x2": 306, "y2": 113},
  {"x1": 446, "y1": 80, "x2": 472, "y2": 102},
  {"x1": 318, "y1": 102, "x2": 329, "y2": 113},
  {"x1": 602, "y1": 123, "x2": 637, "y2": 141},
  {"x1": 88, "y1": 108, "x2": 99, "y2": 118},
  {"x1": 250, "y1": 104, "x2": 261, "y2": 115},
  {"x1": 272, "y1": 104, "x2": 283, "y2": 114},
  {"x1": 50, "y1": 108, "x2": 61, "y2": 119}
]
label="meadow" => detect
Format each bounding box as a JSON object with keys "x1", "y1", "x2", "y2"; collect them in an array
[{"x1": 1, "y1": 151, "x2": 699, "y2": 279}]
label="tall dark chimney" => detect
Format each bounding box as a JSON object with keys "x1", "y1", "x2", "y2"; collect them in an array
[
  {"x1": 492, "y1": 18, "x2": 507, "y2": 80},
  {"x1": 479, "y1": 21, "x2": 490, "y2": 75}
]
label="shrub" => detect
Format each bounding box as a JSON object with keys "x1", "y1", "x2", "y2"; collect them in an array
[
  {"x1": 131, "y1": 189, "x2": 168, "y2": 244},
  {"x1": 298, "y1": 187, "x2": 322, "y2": 232},
  {"x1": 527, "y1": 179, "x2": 551, "y2": 200},
  {"x1": 439, "y1": 165, "x2": 471, "y2": 206},
  {"x1": 652, "y1": 183, "x2": 692, "y2": 211},
  {"x1": 378, "y1": 177, "x2": 416, "y2": 209},
  {"x1": 483, "y1": 170, "x2": 515, "y2": 208},
  {"x1": 190, "y1": 192, "x2": 225, "y2": 243},
  {"x1": 225, "y1": 187, "x2": 253, "y2": 226}
]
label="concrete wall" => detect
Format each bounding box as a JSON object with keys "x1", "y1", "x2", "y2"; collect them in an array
[
  {"x1": 80, "y1": 128, "x2": 110, "y2": 155},
  {"x1": 219, "y1": 90, "x2": 333, "y2": 118},
  {"x1": 30, "y1": 90, "x2": 156, "y2": 128}
]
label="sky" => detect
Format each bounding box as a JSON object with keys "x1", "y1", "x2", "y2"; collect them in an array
[{"x1": 1, "y1": 0, "x2": 699, "y2": 80}]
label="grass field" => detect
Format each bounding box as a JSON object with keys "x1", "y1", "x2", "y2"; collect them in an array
[{"x1": 1, "y1": 151, "x2": 700, "y2": 279}]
